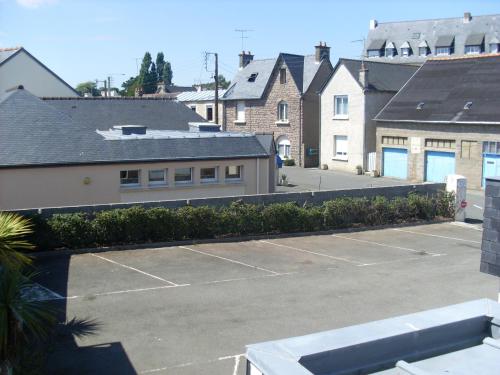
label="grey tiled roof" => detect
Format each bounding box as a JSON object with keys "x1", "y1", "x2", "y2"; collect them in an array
[
  {"x1": 222, "y1": 54, "x2": 324, "y2": 100},
  {"x1": 375, "y1": 55, "x2": 500, "y2": 123},
  {"x1": 365, "y1": 13, "x2": 500, "y2": 64},
  {"x1": 325, "y1": 58, "x2": 418, "y2": 93},
  {"x1": 0, "y1": 89, "x2": 272, "y2": 168},
  {"x1": 0, "y1": 47, "x2": 20, "y2": 64}
]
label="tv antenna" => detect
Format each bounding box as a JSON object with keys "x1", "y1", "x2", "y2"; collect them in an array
[
  {"x1": 235, "y1": 29, "x2": 253, "y2": 51},
  {"x1": 351, "y1": 38, "x2": 366, "y2": 65}
]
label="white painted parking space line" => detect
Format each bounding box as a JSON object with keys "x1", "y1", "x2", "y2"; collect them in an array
[
  {"x1": 448, "y1": 221, "x2": 483, "y2": 231},
  {"x1": 91, "y1": 253, "x2": 180, "y2": 286},
  {"x1": 393, "y1": 228, "x2": 481, "y2": 244},
  {"x1": 140, "y1": 353, "x2": 245, "y2": 374},
  {"x1": 178, "y1": 245, "x2": 281, "y2": 275},
  {"x1": 23, "y1": 282, "x2": 65, "y2": 301},
  {"x1": 354, "y1": 255, "x2": 445, "y2": 268},
  {"x1": 65, "y1": 283, "x2": 189, "y2": 300},
  {"x1": 474, "y1": 204, "x2": 483, "y2": 210},
  {"x1": 331, "y1": 234, "x2": 441, "y2": 256},
  {"x1": 260, "y1": 240, "x2": 363, "y2": 265}
]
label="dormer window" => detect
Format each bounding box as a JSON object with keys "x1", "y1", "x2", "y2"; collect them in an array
[
  {"x1": 385, "y1": 42, "x2": 396, "y2": 58},
  {"x1": 248, "y1": 73, "x2": 258, "y2": 82},
  {"x1": 418, "y1": 41, "x2": 430, "y2": 57},
  {"x1": 400, "y1": 41, "x2": 412, "y2": 57},
  {"x1": 464, "y1": 34, "x2": 484, "y2": 55},
  {"x1": 416, "y1": 102, "x2": 425, "y2": 110},
  {"x1": 367, "y1": 49, "x2": 382, "y2": 58},
  {"x1": 464, "y1": 101, "x2": 473, "y2": 110},
  {"x1": 435, "y1": 35, "x2": 455, "y2": 56},
  {"x1": 366, "y1": 40, "x2": 385, "y2": 58},
  {"x1": 490, "y1": 43, "x2": 500, "y2": 53}
]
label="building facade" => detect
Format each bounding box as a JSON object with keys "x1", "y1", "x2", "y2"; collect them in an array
[
  {"x1": 320, "y1": 59, "x2": 417, "y2": 173},
  {"x1": 177, "y1": 89, "x2": 225, "y2": 123},
  {"x1": 222, "y1": 44, "x2": 333, "y2": 167},
  {"x1": 375, "y1": 55, "x2": 500, "y2": 190},
  {"x1": 365, "y1": 12, "x2": 500, "y2": 64},
  {"x1": 0, "y1": 47, "x2": 79, "y2": 97}
]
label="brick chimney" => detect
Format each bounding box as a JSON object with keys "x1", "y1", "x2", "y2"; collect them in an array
[
  {"x1": 369, "y1": 19, "x2": 378, "y2": 30},
  {"x1": 463, "y1": 12, "x2": 472, "y2": 23},
  {"x1": 239, "y1": 51, "x2": 254, "y2": 69},
  {"x1": 315, "y1": 42, "x2": 330, "y2": 63}
]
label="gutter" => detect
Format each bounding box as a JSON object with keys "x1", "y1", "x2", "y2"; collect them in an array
[{"x1": 374, "y1": 118, "x2": 500, "y2": 125}]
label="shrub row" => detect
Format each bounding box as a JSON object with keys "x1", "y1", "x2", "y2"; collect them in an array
[{"x1": 26, "y1": 192, "x2": 455, "y2": 250}]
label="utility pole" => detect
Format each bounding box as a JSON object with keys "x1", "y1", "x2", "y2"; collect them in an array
[
  {"x1": 107, "y1": 76, "x2": 111, "y2": 97},
  {"x1": 96, "y1": 79, "x2": 107, "y2": 98},
  {"x1": 205, "y1": 52, "x2": 219, "y2": 126}
]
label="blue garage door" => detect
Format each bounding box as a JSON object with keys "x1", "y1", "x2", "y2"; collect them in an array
[
  {"x1": 425, "y1": 151, "x2": 455, "y2": 183},
  {"x1": 483, "y1": 154, "x2": 500, "y2": 187},
  {"x1": 383, "y1": 148, "x2": 408, "y2": 179}
]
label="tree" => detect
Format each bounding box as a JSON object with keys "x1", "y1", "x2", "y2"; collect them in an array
[
  {"x1": 200, "y1": 74, "x2": 231, "y2": 90},
  {"x1": 0, "y1": 213, "x2": 33, "y2": 271},
  {"x1": 75, "y1": 81, "x2": 100, "y2": 97},
  {"x1": 138, "y1": 52, "x2": 157, "y2": 94},
  {"x1": 121, "y1": 76, "x2": 139, "y2": 97},
  {"x1": 162, "y1": 62, "x2": 173, "y2": 85},
  {"x1": 156, "y1": 52, "x2": 165, "y2": 83}
]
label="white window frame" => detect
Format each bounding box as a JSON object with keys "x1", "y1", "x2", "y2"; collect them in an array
[
  {"x1": 174, "y1": 167, "x2": 193, "y2": 185},
  {"x1": 225, "y1": 165, "x2": 242, "y2": 181},
  {"x1": 401, "y1": 47, "x2": 410, "y2": 57},
  {"x1": 334, "y1": 135, "x2": 348, "y2": 161},
  {"x1": 490, "y1": 43, "x2": 499, "y2": 53},
  {"x1": 148, "y1": 169, "x2": 167, "y2": 186},
  {"x1": 436, "y1": 47, "x2": 451, "y2": 56},
  {"x1": 367, "y1": 49, "x2": 381, "y2": 58},
  {"x1": 334, "y1": 95, "x2": 349, "y2": 119},
  {"x1": 419, "y1": 47, "x2": 428, "y2": 57},
  {"x1": 200, "y1": 167, "x2": 218, "y2": 183},
  {"x1": 465, "y1": 45, "x2": 481, "y2": 55},
  {"x1": 385, "y1": 48, "x2": 396, "y2": 58},
  {"x1": 277, "y1": 136, "x2": 291, "y2": 158},
  {"x1": 120, "y1": 169, "x2": 141, "y2": 186},
  {"x1": 236, "y1": 101, "x2": 246, "y2": 123},
  {"x1": 277, "y1": 101, "x2": 288, "y2": 122}
]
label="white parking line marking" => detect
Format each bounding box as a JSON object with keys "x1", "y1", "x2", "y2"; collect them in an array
[
  {"x1": 178, "y1": 245, "x2": 280, "y2": 275},
  {"x1": 393, "y1": 228, "x2": 481, "y2": 244},
  {"x1": 473, "y1": 204, "x2": 483, "y2": 210},
  {"x1": 200, "y1": 272, "x2": 296, "y2": 285},
  {"x1": 23, "y1": 282, "x2": 65, "y2": 301},
  {"x1": 354, "y1": 254, "x2": 445, "y2": 268},
  {"x1": 64, "y1": 284, "x2": 189, "y2": 300},
  {"x1": 331, "y1": 234, "x2": 441, "y2": 256},
  {"x1": 448, "y1": 221, "x2": 483, "y2": 231},
  {"x1": 91, "y1": 253, "x2": 179, "y2": 286},
  {"x1": 140, "y1": 353, "x2": 245, "y2": 374},
  {"x1": 260, "y1": 240, "x2": 363, "y2": 265}
]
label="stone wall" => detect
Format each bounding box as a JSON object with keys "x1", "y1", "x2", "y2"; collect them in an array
[
  {"x1": 12, "y1": 183, "x2": 445, "y2": 218},
  {"x1": 480, "y1": 177, "x2": 500, "y2": 277}
]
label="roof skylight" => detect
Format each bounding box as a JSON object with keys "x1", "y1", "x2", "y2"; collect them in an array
[
  {"x1": 416, "y1": 102, "x2": 425, "y2": 110},
  {"x1": 248, "y1": 73, "x2": 258, "y2": 82}
]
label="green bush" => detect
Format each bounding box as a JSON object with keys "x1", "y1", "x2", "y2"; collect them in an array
[
  {"x1": 283, "y1": 158, "x2": 295, "y2": 166},
  {"x1": 26, "y1": 192, "x2": 455, "y2": 250}
]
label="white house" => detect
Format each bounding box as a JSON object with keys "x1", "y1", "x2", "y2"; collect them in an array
[
  {"x1": 0, "y1": 46, "x2": 79, "y2": 97},
  {"x1": 319, "y1": 59, "x2": 417, "y2": 173}
]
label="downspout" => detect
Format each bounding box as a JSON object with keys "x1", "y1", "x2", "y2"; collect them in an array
[
  {"x1": 256, "y1": 157, "x2": 260, "y2": 194},
  {"x1": 299, "y1": 94, "x2": 303, "y2": 167},
  {"x1": 317, "y1": 90, "x2": 321, "y2": 168}
]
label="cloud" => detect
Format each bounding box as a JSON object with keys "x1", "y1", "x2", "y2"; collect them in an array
[{"x1": 16, "y1": 0, "x2": 58, "y2": 9}]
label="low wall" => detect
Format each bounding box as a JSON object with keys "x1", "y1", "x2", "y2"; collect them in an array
[{"x1": 11, "y1": 183, "x2": 445, "y2": 218}]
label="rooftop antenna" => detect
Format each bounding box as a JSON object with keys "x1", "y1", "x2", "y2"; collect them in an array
[
  {"x1": 351, "y1": 38, "x2": 366, "y2": 68},
  {"x1": 235, "y1": 29, "x2": 253, "y2": 51}
]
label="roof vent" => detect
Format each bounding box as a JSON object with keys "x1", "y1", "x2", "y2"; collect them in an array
[
  {"x1": 416, "y1": 102, "x2": 425, "y2": 110},
  {"x1": 188, "y1": 122, "x2": 221, "y2": 132},
  {"x1": 248, "y1": 73, "x2": 258, "y2": 82},
  {"x1": 464, "y1": 101, "x2": 473, "y2": 110},
  {"x1": 113, "y1": 125, "x2": 147, "y2": 135},
  {"x1": 369, "y1": 19, "x2": 378, "y2": 30}
]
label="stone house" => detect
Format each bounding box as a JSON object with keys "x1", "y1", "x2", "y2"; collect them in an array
[
  {"x1": 375, "y1": 54, "x2": 500, "y2": 190},
  {"x1": 222, "y1": 44, "x2": 334, "y2": 167},
  {"x1": 319, "y1": 59, "x2": 417, "y2": 173}
]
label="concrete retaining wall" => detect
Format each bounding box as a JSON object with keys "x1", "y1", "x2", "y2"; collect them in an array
[{"x1": 11, "y1": 183, "x2": 445, "y2": 218}]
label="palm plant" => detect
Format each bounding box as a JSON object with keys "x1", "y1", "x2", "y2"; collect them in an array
[{"x1": 0, "y1": 213, "x2": 33, "y2": 271}]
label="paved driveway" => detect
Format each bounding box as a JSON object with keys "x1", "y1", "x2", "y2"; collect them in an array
[{"x1": 36, "y1": 222, "x2": 495, "y2": 374}]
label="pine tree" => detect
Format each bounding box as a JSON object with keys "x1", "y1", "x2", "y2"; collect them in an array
[
  {"x1": 138, "y1": 52, "x2": 152, "y2": 94},
  {"x1": 162, "y1": 62, "x2": 173, "y2": 85},
  {"x1": 156, "y1": 52, "x2": 165, "y2": 83}
]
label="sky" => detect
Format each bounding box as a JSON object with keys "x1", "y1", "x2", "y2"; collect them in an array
[{"x1": 1, "y1": 0, "x2": 500, "y2": 89}]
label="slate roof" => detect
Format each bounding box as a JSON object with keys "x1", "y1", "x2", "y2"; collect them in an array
[
  {"x1": 375, "y1": 54, "x2": 500, "y2": 124},
  {"x1": 365, "y1": 13, "x2": 500, "y2": 64},
  {"x1": 222, "y1": 53, "x2": 326, "y2": 100},
  {"x1": 0, "y1": 47, "x2": 21, "y2": 64},
  {"x1": 177, "y1": 89, "x2": 227, "y2": 102},
  {"x1": 0, "y1": 89, "x2": 272, "y2": 168},
  {"x1": 322, "y1": 58, "x2": 418, "y2": 93}
]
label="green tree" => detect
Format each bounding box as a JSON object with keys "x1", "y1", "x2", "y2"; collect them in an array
[
  {"x1": 155, "y1": 52, "x2": 165, "y2": 83},
  {"x1": 162, "y1": 62, "x2": 173, "y2": 85},
  {"x1": 121, "y1": 76, "x2": 139, "y2": 97},
  {"x1": 0, "y1": 213, "x2": 33, "y2": 271},
  {"x1": 200, "y1": 74, "x2": 231, "y2": 90},
  {"x1": 138, "y1": 52, "x2": 158, "y2": 94},
  {"x1": 75, "y1": 81, "x2": 100, "y2": 97}
]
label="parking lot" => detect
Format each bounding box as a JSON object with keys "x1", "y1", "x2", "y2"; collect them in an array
[{"x1": 36, "y1": 222, "x2": 496, "y2": 375}]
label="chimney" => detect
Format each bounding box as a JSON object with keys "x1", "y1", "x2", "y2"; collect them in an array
[
  {"x1": 315, "y1": 42, "x2": 330, "y2": 63},
  {"x1": 369, "y1": 19, "x2": 378, "y2": 30},
  {"x1": 239, "y1": 51, "x2": 254, "y2": 69},
  {"x1": 464, "y1": 12, "x2": 472, "y2": 23},
  {"x1": 359, "y1": 62, "x2": 369, "y2": 90}
]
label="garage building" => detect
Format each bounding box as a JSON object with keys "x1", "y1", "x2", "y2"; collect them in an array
[{"x1": 375, "y1": 54, "x2": 500, "y2": 189}]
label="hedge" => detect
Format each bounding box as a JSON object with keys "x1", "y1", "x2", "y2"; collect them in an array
[{"x1": 24, "y1": 192, "x2": 454, "y2": 251}]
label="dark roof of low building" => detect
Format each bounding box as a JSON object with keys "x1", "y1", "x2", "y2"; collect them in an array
[
  {"x1": 322, "y1": 58, "x2": 418, "y2": 93},
  {"x1": 0, "y1": 89, "x2": 272, "y2": 168},
  {"x1": 222, "y1": 53, "x2": 328, "y2": 100},
  {"x1": 375, "y1": 54, "x2": 500, "y2": 124}
]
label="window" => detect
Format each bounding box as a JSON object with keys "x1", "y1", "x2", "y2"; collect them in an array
[
  {"x1": 419, "y1": 47, "x2": 429, "y2": 57},
  {"x1": 385, "y1": 48, "x2": 396, "y2": 57},
  {"x1": 401, "y1": 48, "x2": 411, "y2": 57},
  {"x1": 483, "y1": 141, "x2": 500, "y2": 155},
  {"x1": 225, "y1": 165, "x2": 242, "y2": 180},
  {"x1": 248, "y1": 73, "x2": 258, "y2": 82},
  {"x1": 367, "y1": 49, "x2": 381, "y2": 58},
  {"x1": 236, "y1": 101, "x2": 245, "y2": 122},
  {"x1": 334, "y1": 95, "x2": 348, "y2": 118},
  {"x1": 190, "y1": 105, "x2": 196, "y2": 112},
  {"x1": 277, "y1": 136, "x2": 291, "y2": 158},
  {"x1": 465, "y1": 45, "x2": 481, "y2": 55},
  {"x1": 490, "y1": 43, "x2": 499, "y2": 53},
  {"x1": 464, "y1": 101, "x2": 473, "y2": 110},
  {"x1": 436, "y1": 47, "x2": 451, "y2": 56},
  {"x1": 425, "y1": 138, "x2": 456, "y2": 149},
  {"x1": 206, "y1": 105, "x2": 213, "y2": 122},
  {"x1": 334, "y1": 135, "x2": 348, "y2": 160},
  {"x1": 279, "y1": 68, "x2": 286, "y2": 84},
  {"x1": 200, "y1": 167, "x2": 218, "y2": 183},
  {"x1": 382, "y1": 136, "x2": 408, "y2": 146},
  {"x1": 148, "y1": 169, "x2": 167, "y2": 185},
  {"x1": 461, "y1": 140, "x2": 476, "y2": 159},
  {"x1": 277, "y1": 101, "x2": 288, "y2": 121},
  {"x1": 175, "y1": 168, "x2": 192, "y2": 184},
  {"x1": 120, "y1": 169, "x2": 140, "y2": 186}
]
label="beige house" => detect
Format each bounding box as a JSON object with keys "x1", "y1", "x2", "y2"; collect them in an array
[
  {"x1": 177, "y1": 89, "x2": 226, "y2": 123},
  {"x1": 320, "y1": 59, "x2": 417, "y2": 172},
  {"x1": 0, "y1": 47, "x2": 78, "y2": 97},
  {"x1": 0, "y1": 88, "x2": 276, "y2": 210}
]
